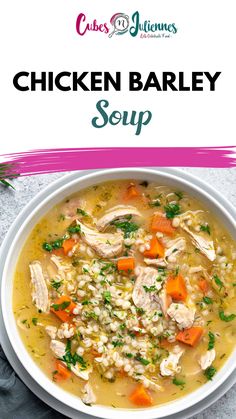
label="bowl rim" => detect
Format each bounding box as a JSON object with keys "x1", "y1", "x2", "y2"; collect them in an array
[{"x1": 1, "y1": 167, "x2": 236, "y2": 419}]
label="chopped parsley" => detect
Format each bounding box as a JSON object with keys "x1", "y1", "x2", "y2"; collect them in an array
[
  {"x1": 67, "y1": 224, "x2": 81, "y2": 234},
  {"x1": 51, "y1": 301, "x2": 70, "y2": 311},
  {"x1": 143, "y1": 285, "x2": 157, "y2": 293},
  {"x1": 200, "y1": 224, "x2": 211, "y2": 235},
  {"x1": 172, "y1": 377, "x2": 185, "y2": 387},
  {"x1": 135, "y1": 307, "x2": 145, "y2": 315},
  {"x1": 81, "y1": 300, "x2": 92, "y2": 306},
  {"x1": 203, "y1": 296, "x2": 213, "y2": 305},
  {"x1": 61, "y1": 340, "x2": 87, "y2": 370},
  {"x1": 125, "y1": 353, "x2": 133, "y2": 358},
  {"x1": 32, "y1": 317, "x2": 38, "y2": 326},
  {"x1": 174, "y1": 266, "x2": 180, "y2": 276},
  {"x1": 213, "y1": 274, "x2": 224, "y2": 290},
  {"x1": 135, "y1": 356, "x2": 150, "y2": 366},
  {"x1": 112, "y1": 340, "x2": 124, "y2": 348},
  {"x1": 112, "y1": 220, "x2": 139, "y2": 238},
  {"x1": 85, "y1": 311, "x2": 98, "y2": 320},
  {"x1": 50, "y1": 279, "x2": 63, "y2": 291},
  {"x1": 149, "y1": 199, "x2": 161, "y2": 208},
  {"x1": 204, "y1": 366, "x2": 216, "y2": 380},
  {"x1": 174, "y1": 191, "x2": 183, "y2": 200},
  {"x1": 77, "y1": 208, "x2": 88, "y2": 217},
  {"x1": 208, "y1": 331, "x2": 215, "y2": 350},
  {"x1": 103, "y1": 291, "x2": 112, "y2": 305},
  {"x1": 219, "y1": 310, "x2": 236, "y2": 322},
  {"x1": 42, "y1": 238, "x2": 64, "y2": 252},
  {"x1": 164, "y1": 203, "x2": 180, "y2": 219}
]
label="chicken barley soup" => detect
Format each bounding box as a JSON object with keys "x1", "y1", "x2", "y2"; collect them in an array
[{"x1": 13, "y1": 180, "x2": 236, "y2": 408}]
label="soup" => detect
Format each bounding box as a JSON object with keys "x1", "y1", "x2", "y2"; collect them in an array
[{"x1": 13, "y1": 179, "x2": 236, "y2": 408}]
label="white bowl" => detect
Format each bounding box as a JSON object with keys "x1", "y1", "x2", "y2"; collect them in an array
[{"x1": 1, "y1": 168, "x2": 236, "y2": 419}]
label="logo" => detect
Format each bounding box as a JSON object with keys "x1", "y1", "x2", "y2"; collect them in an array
[
  {"x1": 109, "y1": 13, "x2": 129, "y2": 38},
  {"x1": 75, "y1": 11, "x2": 177, "y2": 38}
]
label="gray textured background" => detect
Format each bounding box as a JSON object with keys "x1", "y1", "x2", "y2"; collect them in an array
[{"x1": 0, "y1": 168, "x2": 236, "y2": 419}]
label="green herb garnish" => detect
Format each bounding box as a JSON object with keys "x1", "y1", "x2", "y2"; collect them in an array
[
  {"x1": 50, "y1": 279, "x2": 63, "y2": 291},
  {"x1": 125, "y1": 353, "x2": 133, "y2": 358},
  {"x1": 32, "y1": 318, "x2": 38, "y2": 326},
  {"x1": 174, "y1": 191, "x2": 183, "y2": 200},
  {"x1": 103, "y1": 291, "x2": 112, "y2": 305},
  {"x1": 173, "y1": 377, "x2": 185, "y2": 386},
  {"x1": 164, "y1": 203, "x2": 180, "y2": 219},
  {"x1": 81, "y1": 300, "x2": 92, "y2": 306},
  {"x1": 204, "y1": 366, "x2": 216, "y2": 380},
  {"x1": 85, "y1": 311, "x2": 98, "y2": 320},
  {"x1": 135, "y1": 356, "x2": 150, "y2": 366},
  {"x1": 77, "y1": 208, "x2": 88, "y2": 217},
  {"x1": 67, "y1": 224, "x2": 81, "y2": 234},
  {"x1": 112, "y1": 220, "x2": 139, "y2": 238},
  {"x1": 203, "y1": 296, "x2": 213, "y2": 305},
  {"x1": 213, "y1": 274, "x2": 224, "y2": 290},
  {"x1": 208, "y1": 331, "x2": 215, "y2": 350},
  {"x1": 200, "y1": 224, "x2": 211, "y2": 235},
  {"x1": 61, "y1": 339, "x2": 87, "y2": 370},
  {"x1": 42, "y1": 238, "x2": 64, "y2": 252},
  {"x1": 219, "y1": 310, "x2": 236, "y2": 322},
  {"x1": 51, "y1": 301, "x2": 70, "y2": 311},
  {"x1": 112, "y1": 340, "x2": 124, "y2": 348},
  {"x1": 143, "y1": 285, "x2": 157, "y2": 293}
]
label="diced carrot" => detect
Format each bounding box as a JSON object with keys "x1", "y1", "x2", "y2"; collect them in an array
[
  {"x1": 143, "y1": 236, "x2": 165, "y2": 258},
  {"x1": 125, "y1": 183, "x2": 140, "y2": 200},
  {"x1": 129, "y1": 384, "x2": 153, "y2": 407},
  {"x1": 166, "y1": 274, "x2": 187, "y2": 301},
  {"x1": 62, "y1": 238, "x2": 76, "y2": 255},
  {"x1": 90, "y1": 348, "x2": 102, "y2": 358},
  {"x1": 176, "y1": 326, "x2": 204, "y2": 347},
  {"x1": 117, "y1": 257, "x2": 135, "y2": 272},
  {"x1": 55, "y1": 360, "x2": 71, "y2": 380},
  {"x1": 50, "y1": 295, "x2": 76, "y2": 323},
  {"x1": 151, "y1": 214, "x2": 175, "y2": 236},
  {"x1": 118, "y1": 368, "x2": 128, "y2": 378},
  {"x1": 52, "y1": 248, "x2": 65, "y2": 257},
  {"x1": 198, "y1": 279, "x2": 209, "y2": 294},
  {"x1": 159, "y1": 338, "x2": 174, "y2": 349}
]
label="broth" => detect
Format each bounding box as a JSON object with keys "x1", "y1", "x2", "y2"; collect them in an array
[{"x1": 13, "y1": 179, "x2": 236, "y2": 408}]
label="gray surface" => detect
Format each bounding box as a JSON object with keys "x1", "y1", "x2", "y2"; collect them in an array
[{"x1": 0, "y1": 168, "x2": 236, "y2": 419}]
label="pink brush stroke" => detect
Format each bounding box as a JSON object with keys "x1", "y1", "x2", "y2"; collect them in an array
[{"x1": 1, "y1": 147, "x2": 236, "y2": 178}]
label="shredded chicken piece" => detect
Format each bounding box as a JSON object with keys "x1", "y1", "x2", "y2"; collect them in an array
[
  {"x1": 29, "y1": 261, "x2": 49, "y2": 313},
  {"x1": 50, "y1": 339, "x2": 66, "y2": 358},
  {"x1": 77, "y1": 221, "x2": 123, "y2": 258},
  {"x1": 132, "y1": 266, "x2": 162, "y2": 310},
  {"x1": 160, "y1": 346, "x2": 184, "y2": 376},
  {"x1": 144, "y1": 258, "x2": 167, "y2": 268},
  {"x1": 157, "y1": 288, "x2": 172, "y2": 317},
  {"x1": 50, "y1": 255, "x2": 70, "y2": 280},
  {"x1": 57, "y1": 322, "x2": 75, "y2": 339},
  {"x1": 140, "y1": 376, "x2": 164, "y2": 392},
  {"x1": 45, "y1": 325, "x2": 57, "y2": 339},
  {"x1": 165, "y1": 238, "x2": 186, "y2": 259},
  {"x1": 97, "y1": 205, "x2": 141, "y2": 231},
  {"x1": 188, "y1": 265, "x2": 211, "y2": 280},
  {"x1": 181, "y1": 222, "x2": 216, "y2": 261},
  {"x1": 199, "y1": 349, "x2": 216, "y2": 370},
  {"x1": 62, "y1": 197, "x2": 83, "y2": 218},
  {"x1": 167, "y1": 303, "x2": 195, "y2": 330},
  {"x1": 81, "y1": 383, "x2": 97, "y2": 404}
]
